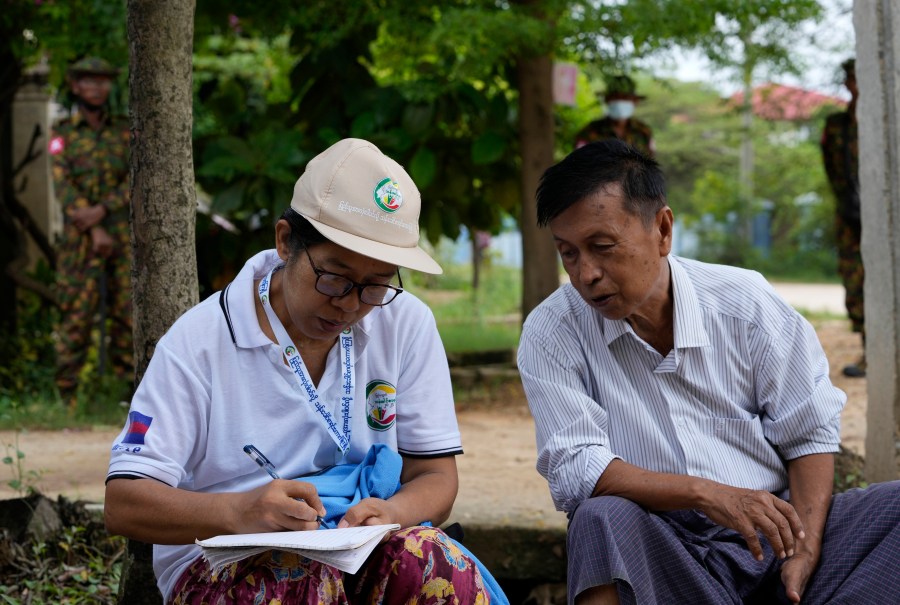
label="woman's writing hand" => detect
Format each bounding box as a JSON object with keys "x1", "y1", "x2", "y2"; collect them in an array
[
  {"x1": 338, "y1": 498, "x2": 399, "y2": 529},
  {"x1": 230, "y1": 480, "x2": 325, "y2": 533}
]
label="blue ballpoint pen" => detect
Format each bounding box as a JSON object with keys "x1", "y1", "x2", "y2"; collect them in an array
[{"x1": 243, "y1": 444, "x2": 327, "y2": 528}]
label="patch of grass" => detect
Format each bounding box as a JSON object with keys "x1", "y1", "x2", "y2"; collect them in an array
[
  {"x1": 409, "y1": 262, "x2": 522, "y2": 353},
  {"x1": 440, "y1": 321, "x2": 521, "y2": 353},
  {"x1": 0, "y1": 374, "x2": 130, "y2": 431},
  {"x1": 409, "y1": 263, "x2": 521, "y2": 322},
  {"x1": 794, "y1": 309, "x2": 845, "y2": 323}
]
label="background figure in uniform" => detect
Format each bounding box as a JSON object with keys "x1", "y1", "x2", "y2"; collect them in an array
[
  {"x1": 821, "y1": 58, "x2": 864, "y2": 378},
  {"x1": 50, "y1": 57, "x2": 132, "y2": 404},
  {"x1": 574, "y1": 74, "x2": 655, "y2": 157}
]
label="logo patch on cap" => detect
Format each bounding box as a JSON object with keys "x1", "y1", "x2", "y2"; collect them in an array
[{"x1": 373, "y1": 178, "x2": 403, "y2": 213}]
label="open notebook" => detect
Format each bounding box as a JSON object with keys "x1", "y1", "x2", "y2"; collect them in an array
[{"x1": 196, "y1": 524, "x2": 401, "y2": 575}]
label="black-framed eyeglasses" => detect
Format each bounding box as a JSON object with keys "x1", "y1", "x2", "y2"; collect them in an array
[{"x1": 304, "y1": 247, "x2": 404, "y2": 306}]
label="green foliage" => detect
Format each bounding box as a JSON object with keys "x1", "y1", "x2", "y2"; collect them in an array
[
  {"x1": 597, "y1": 0, "x2": 823, "y2": 77},
  {"x1": 0, "y1": 508, "x2": 126, "y2": 604},
  {"x1": 439, "y1": 321, "x2": 521, "y2": 353},
  {"x1": 2, "y1": 433, "x2": 42, "y2": 497},
  {"x1": 409, "y1": 259, "x2": 522, "y2": 352},
  {"x1": 0, "y1": 263, "x2": 58, "y2": 403},
  {"x1": 834, "y1": 471, "x2": 868, "y2": 493},
  {"x1": 636, "y1": 78, "x2": 738, "y2": 214},
  {"x1": 191, "y1": 6, "x2": 524, "y2": 278},
  {"x1": 184, "y1": 0, "x2": 838, "y2": 288},
  {"x1": 0, "y1": 264, "x2": 131, "y2": 429},
  {"x1": 3, "y1": 0, "x2": 128, "y2": 87},
  {"x1": 582, "y1": 76, "x2": 840, "y2": 277},
  {"x1": 373, "y1": 2, "x2": 553, "y2": 86},
  {"x1": 0, "y1": 363, "x2": 132, "y2": 430}
]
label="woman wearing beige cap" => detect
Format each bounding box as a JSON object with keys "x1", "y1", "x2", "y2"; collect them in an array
[{"x1": 104, "y1": 139, "x2": 505, "y2": 603}]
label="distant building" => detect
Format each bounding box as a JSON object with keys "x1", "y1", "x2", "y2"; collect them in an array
[{"x1": 729, "y1": 83, "x2": 845, "y2": 122}]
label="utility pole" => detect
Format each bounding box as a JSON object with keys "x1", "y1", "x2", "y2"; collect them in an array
[{"x1": 854, "y1": 0, "x2": 900, "y2": 482}]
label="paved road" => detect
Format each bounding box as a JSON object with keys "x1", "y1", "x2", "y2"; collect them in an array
[{"x1": 769, "y1": 282, "x2": 846, "y2": 315}]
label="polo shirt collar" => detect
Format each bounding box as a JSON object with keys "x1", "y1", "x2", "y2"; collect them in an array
[
  {"x1": 668, "y1": 255, "x2": 710, "y2": 349},
  {"x1": 222, "y1": 249, "x2": 372, "y2": 354},
  {"x1": 599, "y1": 255, "x2": 710, "y2": 350}
]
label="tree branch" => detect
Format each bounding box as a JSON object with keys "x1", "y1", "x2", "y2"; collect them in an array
[
  {"x1": 13, "y1": 123, "x2": 43, "y2": 178},
  {"x1": 5, "y1": 255, "x2": 57, "y2": 307},
  {"x1": 7, "y1": 123, "x2": 57, "y2": 269},
  {"x1": 6, "y1": 190, "x2": 57, "y2": 270}
]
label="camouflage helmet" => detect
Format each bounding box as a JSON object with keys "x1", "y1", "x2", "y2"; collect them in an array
[
  {"x1": 841, "y1": 58, "x2": 855, "y2": 77},
  {"x1": 68, "y1": 57, "x2": 119, "y2": 78},
  {"x1": 603, "y1": 74, "x2": 646, "y2": 100}
]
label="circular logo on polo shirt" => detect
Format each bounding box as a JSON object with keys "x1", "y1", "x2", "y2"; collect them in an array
[
  {"x1": 373, "y1": 178, "x2": 402, "y2": 213},
  {"x1": 366, "y1": 380, "x2": 397, "y2": 431}
]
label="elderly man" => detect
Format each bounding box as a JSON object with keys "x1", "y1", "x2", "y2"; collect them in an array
[{"x1": 518, "y1": 140, "x2": 900, "y2": 605}]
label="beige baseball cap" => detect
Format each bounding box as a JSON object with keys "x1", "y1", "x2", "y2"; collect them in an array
[{"x1": 291, "y1": 138, "x2": 442, "y2": 274}]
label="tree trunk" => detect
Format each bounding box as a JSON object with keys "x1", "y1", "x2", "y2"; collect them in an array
[
  {"x1": 471, "y1": 231, "x2": 482, "y2": 291},
  {"x1": 119, "y1": 1, "x2": 197, "y2": 603},
  {"x1": 854, "y1": 0, "x2": 900, "y2": 482},
  {"x1": 517, "y1": 54, "x2": 559, "y2": 321},
  {"x1": 0, "y1": 46, "x2": 24, "y2": 340},
  {"x1": 737, "y1": 29, "x2": 755, "y2": 260},
  {"x1": 128, "y1": 0, "x2": 199, "y2": 381}
]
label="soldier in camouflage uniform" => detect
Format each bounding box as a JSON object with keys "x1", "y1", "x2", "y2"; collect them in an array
[
  {"x1": 821, "y1": 58, "x2": 865, "y2": 377},
  {"x1": 50, "y1": 57, "x2": 133, "y2": 401},
  {"x1": 574, "y1": 74, "x2": 656, "y2": 158}
]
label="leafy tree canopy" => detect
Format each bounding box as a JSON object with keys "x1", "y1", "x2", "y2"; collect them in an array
[{"x1": 4, "y1": 0, "x2": 127, "y2": 87}]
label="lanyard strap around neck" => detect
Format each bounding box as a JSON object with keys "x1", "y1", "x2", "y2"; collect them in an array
[{"x1": 258, "y1": 266, "x2": 353, "y2": 453}]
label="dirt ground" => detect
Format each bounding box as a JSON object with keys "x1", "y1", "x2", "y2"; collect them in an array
[{"x1": 0, "y1": 319, "x2": 872, "y2": 514}]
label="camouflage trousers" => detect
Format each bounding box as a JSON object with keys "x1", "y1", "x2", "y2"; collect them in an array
[
  {"x1": 55, "y1": 232, "x2": 133, "y2": 393},
  {"x1": 835, "y1": 217, "x2": 864, "y2": 337}
]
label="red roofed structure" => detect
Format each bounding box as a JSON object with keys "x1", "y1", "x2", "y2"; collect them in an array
[{"x1": 729, "y1": 83, "x2": 846, "y2": 121}]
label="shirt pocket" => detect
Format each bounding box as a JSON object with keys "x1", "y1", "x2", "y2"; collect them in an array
[{"x1": 698, "y1": 415, "x2": 785, "y2": 472}]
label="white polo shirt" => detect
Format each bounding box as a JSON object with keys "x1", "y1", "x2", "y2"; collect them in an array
[{"x1": 107, "y1": 249, "x2": 462, "y2": 600}]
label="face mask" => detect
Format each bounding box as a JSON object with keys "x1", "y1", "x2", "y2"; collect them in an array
[{"x1": 606, "y1": 100, "x2": 635, "y2": 120}]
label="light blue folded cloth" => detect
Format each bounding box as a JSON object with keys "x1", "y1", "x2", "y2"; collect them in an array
[
  {"x1": 301, "y1": 443, "x2": 402, "y2": 528},
  {"x1": 298, "y1": 443, "x2": 509, "y2": 604}
]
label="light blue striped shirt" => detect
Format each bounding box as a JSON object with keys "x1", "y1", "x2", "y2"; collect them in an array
[{"x1": 518, "y1": 255, "x2": 845, "y2": 513}]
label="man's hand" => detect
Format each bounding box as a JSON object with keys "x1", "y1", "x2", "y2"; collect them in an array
[
  {"x1": 702, "y1": 484, "x2": 805, "y2": 561},
  {"x1": 780, "y1": 550, "x2": 819, "y2": 604},
  {"x1": 71, "y1": 205, "x2": 106, "y2": 231},
  {"x1": 778, "y1": 453, "x2": 833, "y2": 603},
  {"x1": 90, "y1": 226, "x2": 114, "y2": 257}
]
